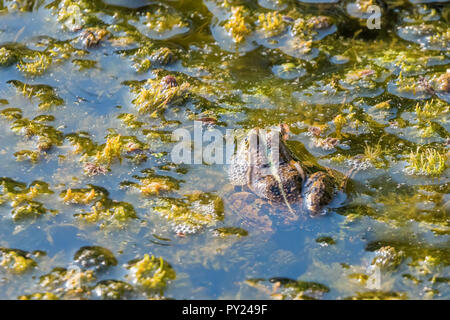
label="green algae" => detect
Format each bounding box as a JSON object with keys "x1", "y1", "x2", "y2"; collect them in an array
[
  {"x1": 246, "y1": 277, "x2": 330, "y2": 300},
  {"x1": 126, "y1": 254, "x2": 176, "y2": 295},
  {"x1": 406, "y1": 147, "x2": 447, "y2": 176},
  {"x1": 224, "y1": 6, "x2": 253, "y2": 43},
  {"x1": 60, "y1": 185, "x2": 138, "y2": 227},
  {"x1": 18, "y1": 292, "x2": 60, "y2": 300},
  {"x1": 60, "y1": 186, "x2": 104, "y2": 204},
  {"x1": 0, "y1": 108, "x2": 64, "y2": 153},
  {"x1": 72, "y1": 58, "x2": 97, "y2": 71},
  {"x1": 257, "y1": 11, "x2": 286, "y2": 38},
  {"x1": 71, "y1": 132, "x2": 150, "y2": 169},
  {"x1": 315, "y1": 236, "x2": 336, "y2": 246},
  {"x1": 345, "y1": 291, "x2": 408, "y2": 300},
  {"x1": 0, "y1": 178, "x2": 55, "y2": 220},
  {"x1": 131, "y1": 75, "x2": 190, "y2": 117},
  {"x1": 73, "y1": 246, "x2": 118, "y2": 272},
  {"x1": 0, "y1": 248, "x2": 37, "y2": 274},
  {"x1": 120, "y1": 168, "x2": 182, "y2": 196},
  {"x1": 38, "y1": 267, "x2": 96, "y2": 299},
  {"x1": 0, "y1": 47, "x2": 17, "y2": 66},
  {"x1": 214, "y1": 226, "x2": 248, "y2": 237},
  {"x1": 143, "y1": 8, "x2": 188, "y2": 36},
  {"x1": 8, "y1": 80, "x2": 64, "y2": 110},
  {"x1": 17, "y1": 52, "x2": 52, "y2": 76},
  {"x1": 371, "y1": 246, "x2": 405, "y2": 271},
  {"x1": 92, "y1": 280, "x2": 134, "y2": 300},
  {"x1": 0, "y1": 0, "x2": 448, "y2": 300},
  {"x1": 153, "y1": 192, "x2": 224, "y2": 235},
  {"x1": 117, "y1": 113, "x2": 145, "y2": 130}
]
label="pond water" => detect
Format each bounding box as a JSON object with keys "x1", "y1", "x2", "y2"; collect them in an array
[{"x1": 0, "y1": 0, "x2": 448, "y2": 300}]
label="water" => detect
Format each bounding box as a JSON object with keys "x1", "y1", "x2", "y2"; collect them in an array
[{"x1": 0, "y1": 0, "x2": 448, "y2": 300}]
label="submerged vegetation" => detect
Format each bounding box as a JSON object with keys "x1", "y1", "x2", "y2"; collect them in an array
[{"x1": 0, "y1": 0, "x2": 448, "y2": 300}]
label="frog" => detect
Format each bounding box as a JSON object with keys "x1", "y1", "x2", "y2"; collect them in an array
[{"x1": 227, "y1": 125, "x2": 349, "y2": 231}]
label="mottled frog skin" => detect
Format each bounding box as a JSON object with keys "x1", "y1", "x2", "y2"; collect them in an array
[{"x1": 228, "y1": 126, "x2": 339, "y2": 216}]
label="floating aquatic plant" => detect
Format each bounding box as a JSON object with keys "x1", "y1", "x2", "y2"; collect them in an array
[
  {"x1": 345, "y1": 291, "x2": 407, "y2": 300},
  {"x1": 2, "y1": 0, "x2": 40, "y2": 12},
  {"x1": 291, "y1": 15, "x2": 333, "y2": 39},
  {"x1": 73, "y1": 246, "x2": 118, "y2": 272},
  {"x1": 0, "y1": 47, "x2": 16, "y2": 66},
  {"x1": 370, "y1": 246, "x2": 404, "y2": 271},
  {"x1": 132, "y1": 76, "x2": 189, "y2": 117},
  {"x1": 14, "y1": 149, "x2": 41, "y2": 163},
  {"x1": 246, "y1": 278, "x2": 330, "y2": 300},
  {"x1": 405, "y1": 147, "x2": 447, "y2": 176},
  {"x1": 51, "y1": 0, "x2": 94, "y2": 31},
  {"x1": 8, "y1": 80, "x2": 64, "y2": 110},
  {"x1": 415, "y1": 100, "x2": 449, "y2": 121},
  {"x1": 121, "y1": 169, "x2": 181, "y2": 196},
  {"x1": 362, "y1": 141, "x2": 386, "y2": 168},
  {"x1": 333, "y1": 114, "x2": 347, "y2": 138},
  {"x1": 60, "y1": 184, "x2": 137, "y2": 227},
  {"x1": 17, "y1": 52, "x2": 52, "y2": 76},
  {"x1": 92, "y1": 280, "x2": 134, "y2": 300},
  {"x1": 144, "y1": 9, "x2": 188, "y2": 35},
  {"x1": 257, "y1": 11, "x2": 286, "y2": 38},
  {"x1": 60, "y1": 186, "x2": 103, "y2": 205},
  {"x1": 46, "y1": 41, "x2": 86, "y2": 64},
  {"x1": 76, "y1": 200, "x2": 137, "y2": 226},
  {"x1": 213, "y1": 227, "x2": 248, "y2": 237},
  {"x1": 65, "y1": 132, "x2": 98, "y2": 156},
  {"x1": 153, "y1": 192, "x2": 224, "y2": 235},
  {"x1": 0, "y1": 110, "x2": 64, "y2": 153},
  {"x1": 223, "y1": 6, "x2": 253, "y2": 44},
  {"x1": 0, "y1": 248, "x2": 37, "y2": 274},
  {"x1": 39, "y1": 267, "x2": 96, "y2": 299},
  {"x1": 18, "y1": 292, "x2": 59, "y2": 300},
  {"x1": 93, "y1": 134, "x2": 124, "y2": 166},
  {"x1": 72, "y1": 59, "x2": 97, "y2": 70},
  {"x1": 117, "y1": 113, "x2": 145, "y2": 130},
  {"x1": 0, "y1": 178, "x2": 55, "y2": 221},
  {"x1": 429, "y1": 69, "x2": 449, "y2": 94},
  {"x1": 87, "y1": 133, "x2": 148, "y2": 168}
]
